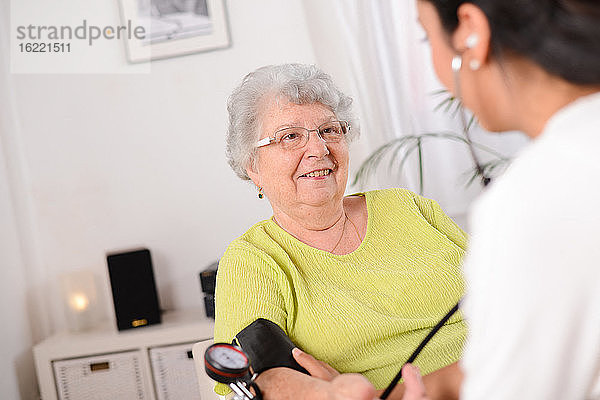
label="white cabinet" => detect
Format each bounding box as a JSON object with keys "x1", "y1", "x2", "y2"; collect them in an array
[
  {"x1": 34, "y1": 310, "x2": 216, "y2": 400},
  {"x1": 53, "y1": 350, "x2": 148, "y2": 400},
  {"x1": 150, "y1": 342, "x2": 203, "y2": 400}
]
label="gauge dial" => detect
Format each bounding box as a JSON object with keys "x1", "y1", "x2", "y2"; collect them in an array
[{"x1": 204, "y1": 343, "x2": 250, "y2": 384}]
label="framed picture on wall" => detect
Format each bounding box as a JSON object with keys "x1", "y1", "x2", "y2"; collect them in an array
[{"x1": 119, "y1": 0, "x2": 230, "y2": 63}]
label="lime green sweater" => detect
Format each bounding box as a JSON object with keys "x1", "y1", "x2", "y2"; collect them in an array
[{"x1": 214, "y1": 188, "x2": 467, "y2": 392}]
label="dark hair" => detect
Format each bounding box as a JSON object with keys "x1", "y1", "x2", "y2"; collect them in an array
[{"x1": 424, "y1": 0, "x2": 600, "y2": 84}]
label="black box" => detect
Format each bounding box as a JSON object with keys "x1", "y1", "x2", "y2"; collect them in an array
[
  {"x1": 199, "y1": 262, "x2": 218, "y2": 319},
  {"x1": 107, "y1": 248, "x2": 161, "y2": 331},
  {"x1": 203, "y1": 294, "x2": 215, "y2": 319},
  {"x1": 199, "y1": 264, "x2": 218, "y2": 294}
]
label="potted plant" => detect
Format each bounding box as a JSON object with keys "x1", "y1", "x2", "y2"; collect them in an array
[{"x1": 352, "y1": 90, "x2": 511, "y2": 194}]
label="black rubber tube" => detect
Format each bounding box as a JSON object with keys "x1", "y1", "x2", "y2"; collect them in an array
[{"x1": 380, "y1": 301, "x2": 461, "y2": 399}]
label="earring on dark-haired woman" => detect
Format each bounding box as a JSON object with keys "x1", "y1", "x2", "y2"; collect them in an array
[
  {"x1": 465, "y1": 33, "x2": 481, "y2": 71},
  {"x1": 451, "y1": 53, "x2": 491, "y2": 186},
  {"x1": 258, "y1": 187, "x2": 264, "y2": 199}
]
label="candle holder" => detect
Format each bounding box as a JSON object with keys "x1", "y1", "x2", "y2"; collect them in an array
[{"x1": 60, "y1": 270, "x2": 101, "y2": 332}]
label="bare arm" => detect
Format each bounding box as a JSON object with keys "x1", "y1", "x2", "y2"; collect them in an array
[
  {"x1": 256, "y1": 367, "x2": 377, "y2": 400},
  {"x1": 255, "y1": 367, "x2": 330, "y2": 400}
]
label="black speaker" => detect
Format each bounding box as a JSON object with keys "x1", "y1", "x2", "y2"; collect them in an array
[
  {"x1": 199, "y1": 261, "x2": 218, "y2": 319},
  {"x1": 107, "y1": 248, "x2": 161, "y2": 331}
]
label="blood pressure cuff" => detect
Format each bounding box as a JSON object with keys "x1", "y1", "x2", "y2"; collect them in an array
[{"x1": 233, "y1": 318, "x2": 309, "y2": 376}]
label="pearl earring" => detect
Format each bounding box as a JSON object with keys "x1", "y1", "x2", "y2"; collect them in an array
[
  {"x1": 452, "y1": 55, "x2": 463, "y2": 72},
  {"x1": 469, "y1": 59, "x2": 481, "y2": 71},
  {"x1": 465, "y1": 33, "x2": 479, "y2": 49}
]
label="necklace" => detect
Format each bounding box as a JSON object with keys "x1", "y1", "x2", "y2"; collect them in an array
[
  {"x1": 330, "y1": 212, "x2": 362, "y2": 253},
  {"x1": 329, "y1": 212, "x2": 347, "y2": 253},
  {"x1": 347, "y1": 214, "x2": 362, "y2": 242},
  {"x1": 273, "y1": 209, "x2": 361, "y2": 254}
]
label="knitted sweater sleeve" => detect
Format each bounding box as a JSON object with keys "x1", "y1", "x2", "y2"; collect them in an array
[
  {"x1": 412, "y1": 194, "x2": 468, "y2": 251},
  {"x1": 213, "y1": 241, "x2": 291, "y2": 344},
  {"x1": 212, "y1": 241, "x2": 293, "y2": 396}
]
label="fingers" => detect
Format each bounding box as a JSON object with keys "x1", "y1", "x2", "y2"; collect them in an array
[
  {"x1": 401, "y1": 364, "x2": 429, "y2": 400},
  {"x1": 292, "y1": 347, "x2": 340, "y2": 381}
]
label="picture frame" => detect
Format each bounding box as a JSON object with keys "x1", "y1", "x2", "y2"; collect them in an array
[{"x1": 119, "y1": 0, "x2": 230, "y2": 63}]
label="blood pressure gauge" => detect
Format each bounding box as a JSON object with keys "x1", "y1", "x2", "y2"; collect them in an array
[
  {"x1": 205, "y1": 343, "x2": 261, "y2": 399},
  {"x1": 204, "y1": 343, "x2": 251, "y2": 384}
]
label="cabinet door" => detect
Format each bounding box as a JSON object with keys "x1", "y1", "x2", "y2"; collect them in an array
[
  {"x1": 53, "y1": 350, "x2": 148, "y2": 400},
  {"x1": 149, "y1": 342, "x2": 203, "y2": 400},
  {"x1": 191, "y1": 340, "x2": 218, "y2": 399}
]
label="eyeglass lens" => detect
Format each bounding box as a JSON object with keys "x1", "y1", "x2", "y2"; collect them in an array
[{"x1": 275, "y1": 121, "x2": 347, "y2": 150}]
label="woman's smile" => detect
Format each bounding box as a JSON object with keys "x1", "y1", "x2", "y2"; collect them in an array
[{"x1": 299, "y1": 168, "x2": 333, "y2": 178}]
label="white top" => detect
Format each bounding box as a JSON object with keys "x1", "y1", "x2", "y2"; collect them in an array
[{"x1": 461, "y1": 92, "x2": 600, "y2": 400}]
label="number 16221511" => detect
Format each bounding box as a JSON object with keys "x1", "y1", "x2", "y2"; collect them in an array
[{"x1": 19, "y1": 42, "x2": 71, "y2": 53}]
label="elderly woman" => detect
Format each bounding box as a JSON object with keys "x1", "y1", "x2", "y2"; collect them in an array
[{"x1": 214, "y1": 63, "x2": 466, "y2": 399}]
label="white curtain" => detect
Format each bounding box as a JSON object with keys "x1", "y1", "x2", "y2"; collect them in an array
[{"x1": 302, "y1": 0, "x2": 528, "y2": 222}]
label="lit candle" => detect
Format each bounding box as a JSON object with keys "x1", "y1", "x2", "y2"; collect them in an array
[
  {"x1": 69, "y1": 293, "x2": 89, "y2": 312},
  {"x1": 61, "y1": 270, "x2": 99, "y2": 332}
]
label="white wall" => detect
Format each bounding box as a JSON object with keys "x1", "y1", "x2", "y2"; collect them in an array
[
  {"x1": 0, "y1": 102, "x2": 38, "y2": 400},
  {"x1": 1, "y1": 2, "x2": 45, "y2": 398},
  {"x1": 1, "y1": 0, "x2": 317, "y2": 398}
]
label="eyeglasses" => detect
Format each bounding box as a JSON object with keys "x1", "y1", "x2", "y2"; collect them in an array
[{"x1": 256, "y1": 120, "x2": 350, "y2": 150}]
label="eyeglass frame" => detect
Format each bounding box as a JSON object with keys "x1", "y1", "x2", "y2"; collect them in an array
[{"x1": 255, "y1": 120, "x2": 351, "y2": 149}]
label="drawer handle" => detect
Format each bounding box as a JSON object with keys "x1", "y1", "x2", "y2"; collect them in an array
[{"x1": 90, "y1": 361, "x2": 110, "y2": 372}]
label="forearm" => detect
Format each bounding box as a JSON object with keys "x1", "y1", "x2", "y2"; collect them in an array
[
  {"x1": 375, "y1": 362, "x2": 463, "y2": 400},
  {"x1": 255, "y1": 367, "x2": 331, "y2": 400}
]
